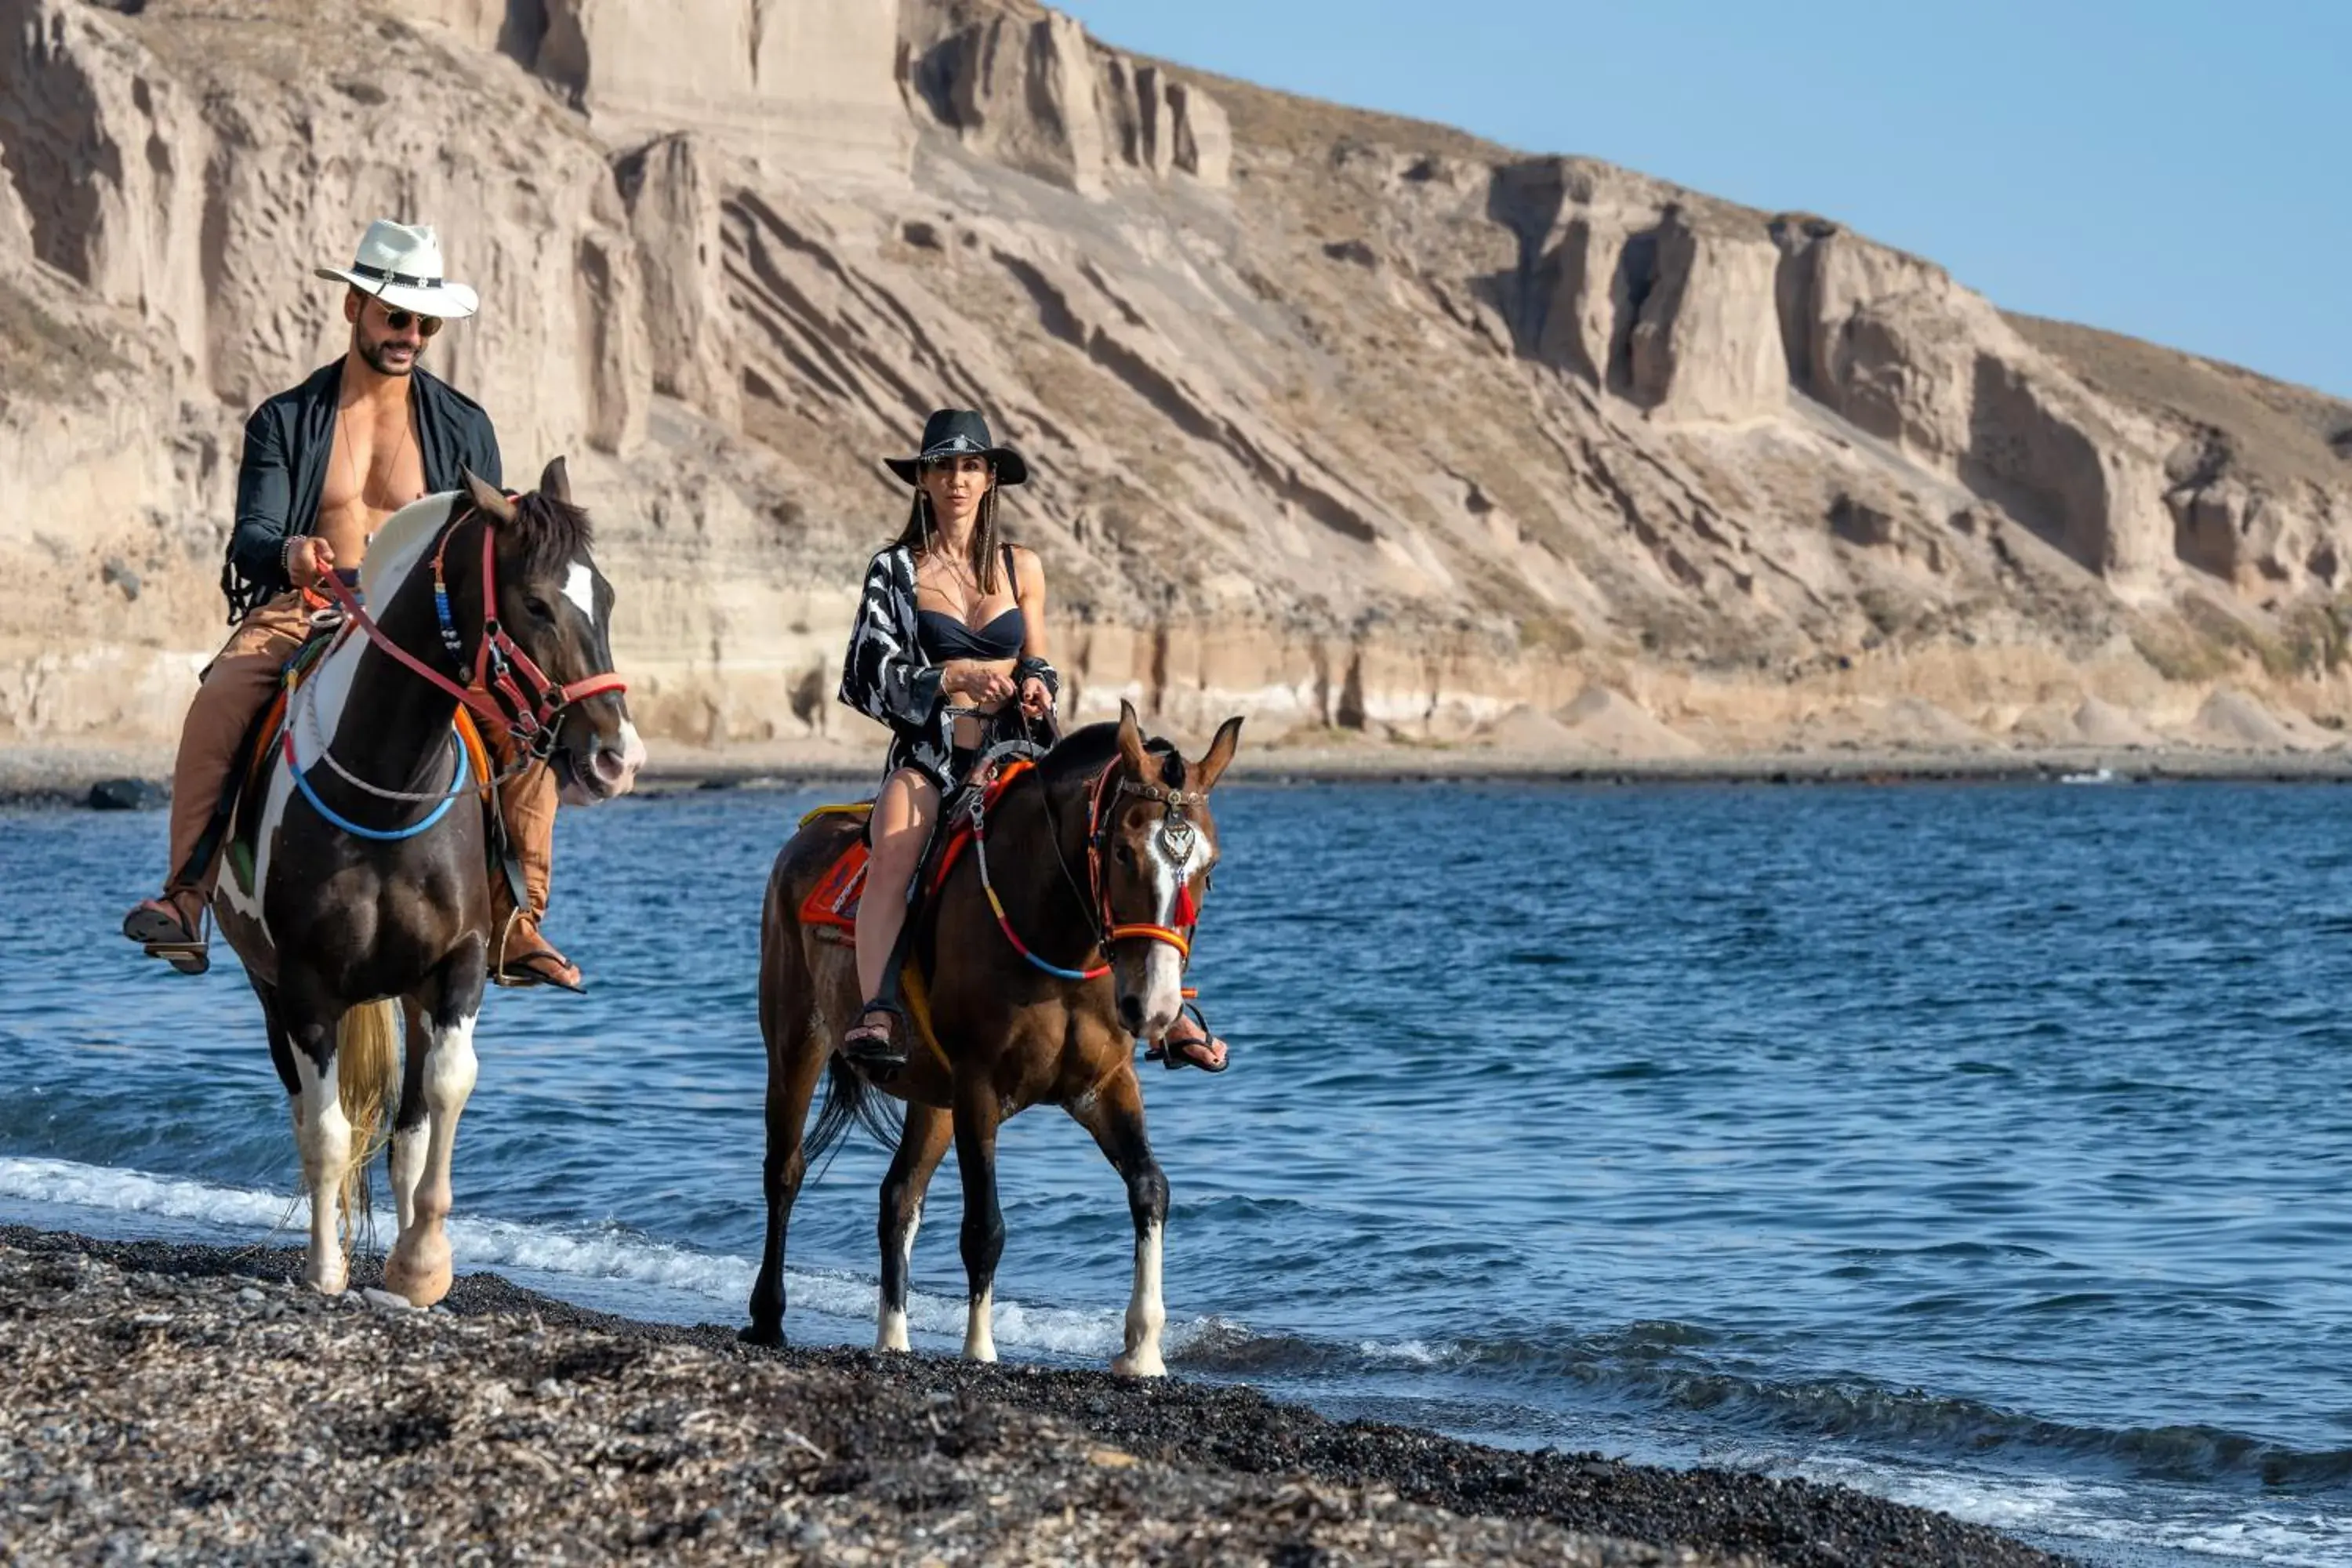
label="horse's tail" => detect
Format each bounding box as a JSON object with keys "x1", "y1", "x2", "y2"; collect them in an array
[
  {"x1": 806, "y1": 1051, "x2": 903, "y2": 1168},
  {"x1": 335, "y1": 1000, "x2": 401, "y2": 1245}
]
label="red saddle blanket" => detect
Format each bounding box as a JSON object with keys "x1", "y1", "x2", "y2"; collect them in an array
[{"x1": 797, "y1": 760, "x2": 1034, "y2": 933}]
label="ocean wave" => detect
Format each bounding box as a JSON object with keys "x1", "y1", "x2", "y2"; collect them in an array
[
  {"x1": 1172, "y1": 1305, "x2": 2352, "y2": 1490},
  {"x1": 0, "y1": 1156, "x2": 1219, "y2": 1364}
]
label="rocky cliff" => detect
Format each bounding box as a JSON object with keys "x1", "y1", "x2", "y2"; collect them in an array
[{"x1": 5, "y1": 0, "x2": 2350, "y2": 767}]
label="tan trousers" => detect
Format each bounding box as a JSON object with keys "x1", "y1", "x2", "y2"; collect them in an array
[{"x1": 162, "y1": 591, "x2": 558, "y2": 927}]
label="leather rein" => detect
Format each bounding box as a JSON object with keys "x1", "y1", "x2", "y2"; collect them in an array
[
  {"x1": 314, "y1": 499, "x2": 626, "y2": 758},
  {"x1": 970, "y1": 753, "x2": 1205, "y2": 983}
]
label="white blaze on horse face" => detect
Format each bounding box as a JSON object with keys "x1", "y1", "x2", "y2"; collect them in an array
[
  {"x1": 1112, "y1": 1217, "x2": 1167, "y2": 1378},
  {"x1": 1134, "y1": 815, "x2": 1213, "y2": 1038},
  {"x1": 561, "y1": 561, "x2": 595, "y2": 621}
]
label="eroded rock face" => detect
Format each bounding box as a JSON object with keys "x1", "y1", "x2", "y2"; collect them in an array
[{"x1": 2, "y1": 0, "x2": 2350, "y2": 760}]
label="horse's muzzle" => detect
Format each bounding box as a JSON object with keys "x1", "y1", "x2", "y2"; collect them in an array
[{"x1": 563, "y1": 717, "x2": 645, "y2": 804}]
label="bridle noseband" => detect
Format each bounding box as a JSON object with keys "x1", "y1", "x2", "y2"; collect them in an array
[
  {"x1": 318, "y1": 499, "x2": 627, "y2": 757},
  {"x1": 1087, "y1": 768, "x2": 1205, "y2": 959}
]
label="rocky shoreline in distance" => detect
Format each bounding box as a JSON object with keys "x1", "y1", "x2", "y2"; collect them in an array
[
  {"x1": 1, "y1": 1227, "x2": 2068, "y2": 1566},
  {"x1": 9, "y1": 737, "x2": 2352, "y2": 811}
]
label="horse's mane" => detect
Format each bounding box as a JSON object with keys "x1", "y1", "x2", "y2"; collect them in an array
[
  {"x1": 1039, "y1": 720, "x2": 1184, "y2": 793},
  {"x1": 506, "y1": 490, "x2": 594, "y2": 577}
]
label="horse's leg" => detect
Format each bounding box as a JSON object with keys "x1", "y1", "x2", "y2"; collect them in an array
[
  {"x1": 743, "y1": 985, "x2": 829, "y2": 1348},
  {"x1": 1070, "y1": 1067, "x2": 1171, "y2": 1377},
  {"x1": 274, "y1": 978, "x2": 351, "y2": 1294},
  {"x1": 381, "y1": 942, "x2": 486, "y2": 1308},
  {"x1": 876, "y1": 1103, "x2": 952, "y2": 1353},
  {"x1": 387, "y1": 998, "x2": 434, "y2": 1236},
  {"x1": 952, "y1": 1068, "x2": 1005, "y2": 1363}
]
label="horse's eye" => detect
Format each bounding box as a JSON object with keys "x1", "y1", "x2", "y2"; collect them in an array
[
  {"x1": 523, "y1": 596, "x2": 554, "y2": 622},
  {"x1": 1115, "y1": 844, "x2": 1136, "y2": 869}
]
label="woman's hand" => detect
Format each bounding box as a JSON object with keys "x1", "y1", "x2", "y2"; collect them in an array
[
  {"x1": 941, "y1": 660, "x2": 1016, "y2": 706},
  {"x1": 1018, "y1": 676, "x2": 1052, "y2": 718}
]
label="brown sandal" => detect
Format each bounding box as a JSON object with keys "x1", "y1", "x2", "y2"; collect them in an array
[
  {"x1": 1148, "y1": 1004, "x2": 1229, "y2": 1073},
  {"x1": 493, "y1": 921, "x2": 585, "y2": 993}
]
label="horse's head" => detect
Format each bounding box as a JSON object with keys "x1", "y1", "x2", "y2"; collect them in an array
[
  {"x1": 461, "y1": 460, "x2": 644, "y2": 804},
  {"x1": 1100, "y1": 699, "x2": 1244, "y2": 1042}
]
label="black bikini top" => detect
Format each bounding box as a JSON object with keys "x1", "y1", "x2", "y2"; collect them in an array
[{"x1": 917, "y1": 546, "x2": 1025, "y2": 662}]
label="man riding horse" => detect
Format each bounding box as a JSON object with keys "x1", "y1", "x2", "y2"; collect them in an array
[{"x1": 119, "y1": 220, "x2": 586, "y2": 992}]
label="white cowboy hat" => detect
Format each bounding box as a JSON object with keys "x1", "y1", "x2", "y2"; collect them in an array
[{"x1": 312, "y1": 219, "x2": 480, "y2": 320}]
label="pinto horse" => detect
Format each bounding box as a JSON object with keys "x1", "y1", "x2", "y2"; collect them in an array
[
  {"x1": 211, "y1": 459, "x2": 642, "y2": 1304},
  {"x1": 748, "y1": 702, "x2": 1241, "y2": 1374}
]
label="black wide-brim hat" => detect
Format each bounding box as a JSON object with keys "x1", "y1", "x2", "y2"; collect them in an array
[{"x1": 884, "y1": 408, "x2": 1029, "y2": 487}]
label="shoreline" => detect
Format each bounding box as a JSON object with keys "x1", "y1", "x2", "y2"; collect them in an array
[
  {"x1": 1, "y1": 1225, "x2": 2065, "y2": 1566},
  {"x1": 9, "y1": 736, "x2": 2352, "y2": 808}
]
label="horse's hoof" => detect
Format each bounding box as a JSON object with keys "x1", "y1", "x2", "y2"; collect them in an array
[
  {"x1": 1112, "y1": 1349, "x2": 1167, "y2": 1379},
  {"x1": 383, "y1": 1240, "x2": 453, "y2": 1308},
  {"x1": 739, "y1": 1323, "x2": 786, "y2": 1348},
  {"x1": 305, "y1": 1269, "x2": 349, "y2": 1298}
]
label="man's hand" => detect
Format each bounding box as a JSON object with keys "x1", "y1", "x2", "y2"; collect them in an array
[
  {"x1": 1018, "y1": 676, "x2": 1052, "y2": 718},
  {"x1": 288, "y1": 536, "x2": 336, "y2": 590}
]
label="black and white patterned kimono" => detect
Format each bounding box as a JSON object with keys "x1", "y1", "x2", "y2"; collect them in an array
[{"x1": 838, "y1": 543, "x2": 1060, "y2": 794}]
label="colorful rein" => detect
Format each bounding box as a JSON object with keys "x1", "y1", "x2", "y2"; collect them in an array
[{"x1": 971, "y1": 753, "x2": 1206, "y2": 982}]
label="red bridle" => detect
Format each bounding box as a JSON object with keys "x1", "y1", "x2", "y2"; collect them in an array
[
  {"x1": 1085, "y1": 760, "x2": 1204, "y2": 960},
  {"x1": 314, "y1": 501, "x2": 626, "y2": 753}
]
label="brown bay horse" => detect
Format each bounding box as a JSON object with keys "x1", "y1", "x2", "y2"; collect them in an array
[
  {"x1": 747, "y1": 703, "x2": 1243, "y2": 1375},
  {"x1": 210, "y1": 460, "x2": 642, "y2": 1303}
]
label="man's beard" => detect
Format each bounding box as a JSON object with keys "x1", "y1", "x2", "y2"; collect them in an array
[{"x1": 356, "y1": 337, "x2": 417, "y2": 376}]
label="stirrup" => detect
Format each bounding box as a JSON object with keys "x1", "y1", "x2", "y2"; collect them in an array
[
  {"x1": 1146, "y1": 1002, "x2": 1229, "y2": 1073},
  {"x1": 491, "y1": 909, "x2": 584, "y2": 994},
  {"x1": 124, "y1": 897, "x2": 211, "y2": 975},
  {"x1": 841, "y1": 998, "x2": 908, "y2": 1071}
]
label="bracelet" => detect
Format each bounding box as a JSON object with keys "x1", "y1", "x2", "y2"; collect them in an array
[{"x1": 279, "y1": 535, "x2": 300, "y2": 577}]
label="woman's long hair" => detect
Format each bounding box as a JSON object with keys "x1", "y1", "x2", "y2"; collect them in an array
[{"x1": 892, "y1": 468, "x2": 1004, "y2": 594}]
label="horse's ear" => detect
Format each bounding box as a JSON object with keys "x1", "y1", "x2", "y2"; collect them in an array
[
  {"x1": 1117, "y1": 699, "x2": 1155, "y2": 779},
  {"x1": 463, "y1": 466, "x2": 515, "y2": 525},
  {"x1": 538, "y1": 455, "x2": 570, "y2": 506},
  {"x1": 1192, "y1": 715, "x2": 1244, "y2": 792}
]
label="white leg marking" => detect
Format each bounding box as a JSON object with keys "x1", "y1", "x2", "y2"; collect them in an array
[
  {"x1": 963, "y1": 1285, "x2": 997, "y2": 1363},
  {"x1": 290, "y1": 1048, "x2": 350, "y2": 1294},
  {"x1": 1112, "y1": 1218, "x2": 1167, "y2": 1377},
  {"x1": 388, "y1": 1121, "x2": 426, "y2": 1236},
  {"x1": 382, "y1": 1011, "x2": 477, "y2": 1308},
  {"x1": 875, "y1": 1200, "x2": 920, "y2": 1354},
  {"x1": 562, "y1": 560, "x2": 595, "y2": 619}
]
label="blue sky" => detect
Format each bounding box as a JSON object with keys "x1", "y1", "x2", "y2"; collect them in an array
[{"x1": 1060, "y1": 2, "x2": 2350, "y2": 401}]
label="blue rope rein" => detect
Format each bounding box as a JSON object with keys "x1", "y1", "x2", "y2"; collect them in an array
[{"x1": 286, "y1": 722, "x2": 470, "y2": 842}]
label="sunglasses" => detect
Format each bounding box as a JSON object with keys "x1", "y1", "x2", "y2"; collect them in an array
[{"x1": 376, "y1": 305, "x2": 443, "y2": 338}]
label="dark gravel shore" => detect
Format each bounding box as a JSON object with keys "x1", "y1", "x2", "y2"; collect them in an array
[{"x1": 0, "y1": 1228, "x2": 2069, "y2": 1566}]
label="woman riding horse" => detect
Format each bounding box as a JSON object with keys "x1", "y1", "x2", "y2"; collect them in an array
[{"x1": 836, "y1": 409, "x2": 1227, "y2": 1074}]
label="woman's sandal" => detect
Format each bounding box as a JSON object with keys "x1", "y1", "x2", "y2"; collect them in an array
[
  {"x1": 841, "y1": 997, "x2": 908, "y2": 1073},
  {"x1": 1146, "y1": 1002, "x2": 1230, "y2": 1073},
  {"x1": 122, "y1": 896, "x2": 210, "y2": 976}
]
